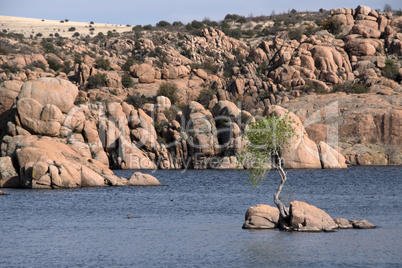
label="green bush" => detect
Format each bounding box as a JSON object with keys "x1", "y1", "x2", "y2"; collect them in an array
[
  {"x1": 95, "y1": 57, "x2": 111, "y2": 70},
  {"x1": 68, "y1": 27, "x2": 76, "y2": 31},
  {"x1": 121, "y1": 74, "x2": 133, "y2": 88},
  {"x1": 87, "y1": 73, "x2": 107, "y2": 89},
  {"x1": 321, "y1": 18, "x2": 342, "y2": 35},
  {"x1": 126, "y1": 93, "x2": 151, "y2": 109},
  {"x1": 382, "y1": 59, "x2": 399, "y2": 81},
  {"x1": 122, "y1": 58, "x2": 136, "y2": 72},
  {"x1": 287, "y1": 28, "x2": 303, "y2": 41},
  {"x1": 333, "y1": 83, "x2": 370, "y2": 94},
  {"x1": 172, "y1": 21, "x2": 183, "y2": 27},
  {"x1": 229, "y1": 28, "x2": 242, "y2": 39},
  {"x1": 156, "y1": 20, "x2": 171, "y2": 27},
  {"x1": 197, "y1": 87, "x2": 217, "y2": 108},
  {"x1": 157, "y1": 82, "x2": 178, "y2": 104},
  {"x1": 73, "y1": 32, "x2": 80, "y2": 37},
  {"x1": 42, "y1": 41, "x2": 56, "y2": 53},
  {"x1": 191, "y1": 20, "x2": 204, "y2": 29},
  {"x1": 143, "y1": 25, "x2": 153, "y2": 30},
  {"x1": 0, "y1": 46, "x2": 10, "y2": 55},
  {"x1": 47, "y1": 58, "x2": 62, "y2": 71}
]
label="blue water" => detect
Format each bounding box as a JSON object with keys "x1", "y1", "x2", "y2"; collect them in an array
[{"x1": 0, "y1": 166, "x2": 401, "y2": 267}]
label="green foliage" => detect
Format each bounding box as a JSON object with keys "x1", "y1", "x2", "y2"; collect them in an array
[
  {"x1": 172, "y1": 21, "x2": 183, "y2": 27},
  {"x1": 238, "y1": 113, "x2": 297, "y2": 187},
  {"x1": 223, "y1": 57, "x2": 236, "y2": 77},
  {"x1": 382, "y1": 59, "x2": 399, "y2": 81},
  {"x1": 121, "y1": 74, "x2": 133, "y2": 88},
  {"x1": 321, "y1": 18, "x2": 342, "y2": 35},
  {"x1": 126, "y1": 93, "x2": 151, "y2": 109},
  {"x1": 244, "y1": 29, "x2": 255, "y2": 37},
  {"x1": 157, "y1": 82, "x2": 178, "y2": 104},
  {"x1": 132, "y1": 25, "x2": 143, "y2": 32},
  {"x1": 191, "y1": 58, "x2": 219, "y2": 75},
  {"x1": 333, "y1": 82, "x2": 370, "y2": 94},
  {"x1": 122, "y1": 58, "x2": 136, "y2": 72},
  {"x1": 191, "y1": 20, "x2": 204, "y2": 29},
  {"x1": 87, "y1": 73, "x2": 107, "y2": 89},
  {"x1": 47, "y1": 58, "x2": 62, "y2": 71},
  {"x1": 42, "y1": 41, "x2": 56, "y2": 54},
  {"x1": 143, "y1": 25, "x2": 153, "y2": 31},
  {"x1": 1, "y1": 63, "x2": 20, "y2": 74},
  {"x1": 156, "y1": 20, "x2": 171, "y2": 27},
  {"x1": 0, "y1": 46, "x2": 10, "y2": 55},
  {"x1": 95, "y1": 57, "x2": 111, "y2": 70},
  {"x1": 72, "y1": 32, "x2": 80, "y2": 37},
  {"x1": 287, "y1": 28, "x2": 303, "y2": 41},
  {"x1": 220, "y1": 21, "x2": 231, "y2": 35},
  {"x1": 197, "y1": 87, "x2": 217, "y2": 108},
  {"x1": 68, "y1": 27, "x2": 76, "y2": 32},
  {"x1": 229, "y1": 28, "x2": 242, "y2": 39},
  {"x1": 290, "y1": 9, "x2": 297, "y2": 14}
]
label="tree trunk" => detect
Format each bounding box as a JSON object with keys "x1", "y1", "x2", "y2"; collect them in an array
[{"x1": 273, "y1": 161, "x2": 289, "y2": 224}]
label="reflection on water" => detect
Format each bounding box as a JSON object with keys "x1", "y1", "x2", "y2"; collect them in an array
[{"x1": 0, "y1": 167, "x2": 401, "y2": 267}]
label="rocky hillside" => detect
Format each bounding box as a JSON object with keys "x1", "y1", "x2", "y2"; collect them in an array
[{"x1": 0, "y1": 5, "x2": 401, "y2": 188}]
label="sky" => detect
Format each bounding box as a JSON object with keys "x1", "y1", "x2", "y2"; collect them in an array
[{"x1": 1, "y1": 0, "x2": 402, "y2": 26}]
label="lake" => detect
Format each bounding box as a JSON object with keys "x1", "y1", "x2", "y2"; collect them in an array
[{"x1": 1, "y1": 166, "x2": 401, "y2": 267}]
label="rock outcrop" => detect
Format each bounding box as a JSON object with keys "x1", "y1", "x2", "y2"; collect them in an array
[
  {"x1": 289, "y1": 201, "x2": 338, "y2": 232},
  {"x1": 242, "y1": 204, "x2": 279, "y2": 229}
]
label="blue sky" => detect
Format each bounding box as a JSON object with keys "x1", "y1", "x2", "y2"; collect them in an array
[{"x1": 1, "y1": 0, "x2": 401, "y2": 26}]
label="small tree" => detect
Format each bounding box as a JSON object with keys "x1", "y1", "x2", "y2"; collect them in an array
[
  {"x1": 157, "y1": 82, "x2": 178, "y2": 104},
  {"x1": 239, "y1": 113, "x2": 297, "y2": 222}
]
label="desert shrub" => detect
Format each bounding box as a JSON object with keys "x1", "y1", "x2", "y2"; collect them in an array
[
  {"x1": 1, "y1": 63, "x2": 20, "y2": 74},
  {"x1": 229, "y1": 28, "x2": 242, "y2": 39},
  {"x1": 132, "y1": 25, "x2": 143, "y2": 32},
  {"x1": 304, "y1": 25, "x2": 318, "y2": 36},
  {"x1": 197, "y1": 87, "x2": 217, "y2": 108},
  {"x1": 42, "y1": 41, "x2": 56, "y2": 53},
  {"x1": 191, "y1": 20, "x2": 204, "y2": 29},
  {"x1": 87, "y1": 73, "x2": 107, "y2": 89},
  {"x1": 321, "y1": 18, "x2": 342, "y2": 35},
  {"x1": 126, "y1": 93, "x2": 152, "y2": 109},
  {"x1": 36, "y1": 33, "x2": 43, "y2": 37},
  {"x1": 164, "y1": 108, "x2": 179, "y2": 123},
  {"x1": 122, "y1": 58, "x2": 136, "y2": 71},
  {"x1": 0, "y1": 46, "x2": 10, "y2": 55},
  {"x1": 192, "y1": 58, "x2": 219, "y2": 75},
  {"x1": 72, "y1": 32, "x2": 80, "y2": 37},
  {"x1": 62, "y1": 61, "x2": 73, "y2": 74},
  {"x1": 236, "y1": 16, "x2": 247, "y2": 24},
  {"x1": 47, "y1": 58, "x2": 62, "y2": 71},
  {"x1": 287, "y1": 28, "x2": 303, "y2": 41},
  {"x1": 95, "y1": 57, "x2": 111, "y2": 70},
  {"x1": 156, "y1": 20, "x2": 171, "y2": 27},
  {"x1": 68, "y1": 27, "x2": 76, "y2": 31},
  {"x1": 157, "y1": 82, "x2": 178, "y2": 104},
  {"x1": 382, "y1": 59, "x2": 399, "y2": 81},
  {"x1": 26, "y1": 61, "x2": 47, "y2": 71},
  {"x1": 244, "y1": 29, "x2": 255, "y2": 37},
  {"x1": 333, "y1": 82, "x2": 370, "y2": 94},
  {"x1": 143, "y1": 25, "x2": 153, "y2": 31},
  {"x1": 223, "y1": 57, "x2": 236, "y2": 77},
  {"x1": 172, "y1": 21, "x2": 183, "y2": 27},
  {"x1": 121, "y1": 74, "x2": 133, "y2": 88}
]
